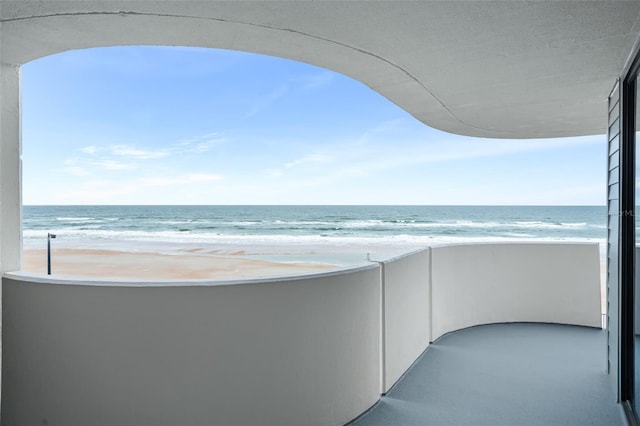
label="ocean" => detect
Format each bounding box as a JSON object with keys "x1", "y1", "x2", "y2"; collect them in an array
[{"x1": 23, "y1": 205, "x2": 607, "y2": 264}]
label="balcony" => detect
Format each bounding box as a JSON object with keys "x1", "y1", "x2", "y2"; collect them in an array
[
  {"x1": 1, "y1": 242, "x2": 609, "y2": 426},
  {"x1": 350, "y1": 322, "x2": 621, "y2": 426}
]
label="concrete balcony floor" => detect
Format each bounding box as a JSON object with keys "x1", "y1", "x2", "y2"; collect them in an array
[{"x1": 350, "y1": 323, "x2": 624, "y2": 426}]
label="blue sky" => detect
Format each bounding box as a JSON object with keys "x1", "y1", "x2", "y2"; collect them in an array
[{"x1": 21, "y1": 46, "x2": 605, "y2": 205}]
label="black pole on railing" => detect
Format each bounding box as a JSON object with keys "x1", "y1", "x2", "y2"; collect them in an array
[{"x1": 47, "y1": 233, "x2": 56, "y2": 275}]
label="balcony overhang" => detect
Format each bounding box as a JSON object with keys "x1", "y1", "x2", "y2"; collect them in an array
[{"x1": 1, "y1": 1, "x2": 639, "y2": 139}]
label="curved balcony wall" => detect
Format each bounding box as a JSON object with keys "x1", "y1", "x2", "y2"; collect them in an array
[
  {"x1": 2, "y1": 266, "x2": 381, "y2": 426},
  {"x1": 429, "y1": 243, "x2": 602, "y2": 340},
  {"x1": 1, "y1": 242, "x2": 602, "y2": 425}
]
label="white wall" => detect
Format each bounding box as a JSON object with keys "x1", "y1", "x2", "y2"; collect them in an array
[
  {"x1": 430, "y1": 242, "x2": 602, "y2": 340},
  {"x1": 1, "y1": 243, "x2": 603, "y2": 425},
  {"x1": 0, "y1": 63, "x2": 21, "y2": 274},
  {"x1": 1, "y1": 266, "x2": 381, "y2": 426},
  {"x1": 0, "y1": 48, "x2": 23, "y2": 412},
  {"x1": 380, "y1": 249, "x2": 430, "y2": 393}
]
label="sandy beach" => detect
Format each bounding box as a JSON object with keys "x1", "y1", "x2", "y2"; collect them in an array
[{"x1": 22, "y1": 248, "x2": 341, "y2": 280}]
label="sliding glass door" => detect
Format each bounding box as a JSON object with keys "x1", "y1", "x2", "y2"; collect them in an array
[
  {"x1": 618, "y1": 48, "x2": 640, "y2": 422},
  {"x1": 634, "y1": 73, "x2": 640, "y2": 418},
  {"x1": 623, "y1": 53, "x2": 640, "y2": 423}
]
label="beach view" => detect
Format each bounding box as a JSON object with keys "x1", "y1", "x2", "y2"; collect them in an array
[
  {"x1": 22, "y1": 204, "x2": 606, "y2": 280},
  {"x1": 5, "y1": 4, "x2": 631, "y2": 426},
  {"x1": 19, "y1": 46, "x2": 605, "y2": 281}
]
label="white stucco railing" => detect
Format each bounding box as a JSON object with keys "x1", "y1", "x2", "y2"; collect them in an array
[
  {"x1": 430, "y1": 242, "x2": 602, "y2": 340},
  {"x1": 379, "y1": 249, "x2": 431, "y2": 393},
  {"x1": 1, "y1": 242, "x2": 602, "y2": 426},
  {"x1": 1, "y1": 266, "x2": 381, "y2": 426}
]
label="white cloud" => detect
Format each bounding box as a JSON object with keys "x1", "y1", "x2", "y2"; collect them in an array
[
  {"x1": 300, "y1": 71, "x2": 336, "y2": 91},
  {"x1": 110, "y1": 145, "x2": 169, "y2": 159},
  {"x1": 176, "y1": 133, "x2": 228, "y2": 154},
  {"x1": 193, "y1": 139, "x2": 225, "y2": 153},
  {"x1": 57, "y1": 158, "x2": 94, "y2": 176},
  {"x1": 244, "y1": 86, "x2": 289, "y2": 118},
  {"x1": 137, "y1": 173, "x2": 223, "y2": 187},
  {"x1": 81, "y1": 146, "x2": 98, "y2": 154},
  {"x1": 267, "y1": 169, "x2": 284, "y2": 178},
  {"x1": 178, "y1": 132, "x2": 219, "y2": 144},
  {"x1": 136, "y1": 177, "x2": 181, "y2": 187},
  {"x1": 56, "y1": 165, "x2": 90, "y2": 177},
  {"x1": 256, "y1": 133, "x2": 604, "y2": 199},
  {"x1": 83, "y1": 180, "x2": 110, "y2": 188},
  {"x1": 266, "y1": 154, "x2": 332, "y2": 178},
  {"x1": 285, "y1": 154, "x2": 332, "y2": 169},
  {"x1": 183, "y1": 173, "x2": 223, "y2": 182},
  {"x1": 92, "y1": 160, "x2": 131, "y2": 170},
  {"x1": 325, "y1": 133, "x2": 605, "y2": 178}
]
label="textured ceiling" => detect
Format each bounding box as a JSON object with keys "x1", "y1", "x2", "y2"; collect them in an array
[{"x1": 2, "y1": 1, "x2": 639, "y2": 139}]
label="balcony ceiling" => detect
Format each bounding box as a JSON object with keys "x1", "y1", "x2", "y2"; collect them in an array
[{"x1": 1, "y1": 1, "x2": 639, "y2": 139}]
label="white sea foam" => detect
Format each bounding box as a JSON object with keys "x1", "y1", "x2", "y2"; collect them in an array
[
  {"x1": 26, "y1": 230, "x2": 605, "y2": 259},
  {"x1": 23, "y1": 205, "x2": 607, "y2": 262}
]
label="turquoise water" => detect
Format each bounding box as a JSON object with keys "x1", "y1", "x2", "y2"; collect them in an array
[{"x1": 23, "y1": 205, "x2": 606, "y2": 259}]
